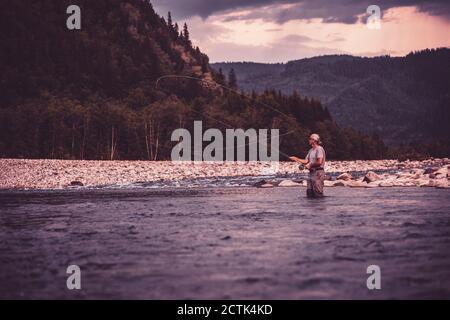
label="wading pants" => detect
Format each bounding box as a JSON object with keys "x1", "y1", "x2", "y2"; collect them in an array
[{"x1": 307, "y1": 169, "x2": 325, "y2": 198}]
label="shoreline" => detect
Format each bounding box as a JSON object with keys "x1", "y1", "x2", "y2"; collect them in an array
[{"x1": 0, "y1": 158, "x2": 449, "y2": 190}]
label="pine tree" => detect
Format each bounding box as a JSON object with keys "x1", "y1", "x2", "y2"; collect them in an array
[
  {"x1": 215, "y1": 68, "x2": 225, "y2": 85},
  {"x1": 228, "y1": 68, "x2": 237, "y2": 88},
  {"x1": 201, "y1": 56, "x2": 209, "y2": 73},
  {"x1": 167, "y1": 12, "x2": 173, "y2": 28},
  {"x1": 183, "y1": 23, "x2": 191, "y2": 46}
]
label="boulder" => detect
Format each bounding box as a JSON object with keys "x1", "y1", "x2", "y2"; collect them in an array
[
  {"x1": 411, "y1": 169, "x2": 425, "y2": 176},
  {"x1": 70, "y1": 181, "x2": 84, "y2": 187},
  {"x1": 384, "y1": 174, "x2": 397, "y2": 181},
  {"x1": 410, "y1": 173, "x2": 422, "y2": 179},
  {"x1": 278, "y1": 180, "x2": 301, "y2": 187},
  {"x1": 435, "y1": 179, "x2": 449, "y2": 189},
  {"x1": 324, "y1": 181, "x2": 335, "y2": 187},
  {"x1": 435, "y1": 173, "x2": 448, "y2": 180},
  {"x1": 392, "y1": 179, "x2": 405, "y2": 187},
  {"x1": 260, "y1": 183, "x2": 274, "y2": 188},
  {"x1": 379, "y1": 181, "x2": 394, "y2": 187},
  {"x1": 424, "y1": 167, "x2": 438, "y2": 175},
  {"x1": 435, "y1": 167, "x2": 449, "y2": 175},
  {"x1": 260, "y1": 183, "x2": 274, "y2": 189},
  {"x1": 366, "y1": 182, "x2": 379, "y2": 188},
  {"x1": 363, "y1": 171, "x2": 381, "y2": 183},
  {"x1": 337, "y1": 173, "x2": 353, "y2": 181},
  {"x1": 254, "y1": 180, "x2": 268, "y2": 187},
  {"x1": 348, "y1": 181, "x2": 368, "y2": 188},
  {"x1": 418, "y1": 179, "x2": 430, "y2": 187},
  {"x1": 394, "y1": 179, "x2": 416, "y2": 187}
]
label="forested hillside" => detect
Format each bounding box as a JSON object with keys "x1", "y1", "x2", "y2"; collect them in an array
[
  {"x1": 213, "y1": 49, "x2": 450, "y2": 149},
  {"x1": 0, "y1": 0, "x2": 388, "y2": 161}
]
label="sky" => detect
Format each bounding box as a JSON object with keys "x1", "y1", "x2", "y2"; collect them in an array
[{"x1": 152, "y1": 0, "x2": 450, "y2": 63}]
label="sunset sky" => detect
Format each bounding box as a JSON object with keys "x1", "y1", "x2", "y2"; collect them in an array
[{"x1": 152, "y1": 0, "x2": 450, "y2": 62}]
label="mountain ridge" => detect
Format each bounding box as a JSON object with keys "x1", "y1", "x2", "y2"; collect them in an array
[{"x1": 212, "y1": 48, "x2": 450, "y2": 144}]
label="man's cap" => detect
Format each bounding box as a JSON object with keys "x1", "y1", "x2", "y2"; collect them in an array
[{"x1": 309, "y1": 133, "x2": 321, "y2": 143}]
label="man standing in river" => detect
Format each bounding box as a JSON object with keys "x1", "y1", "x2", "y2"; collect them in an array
[{"x1": 290, "y1": 134, "x2": 326, "y2": 198}]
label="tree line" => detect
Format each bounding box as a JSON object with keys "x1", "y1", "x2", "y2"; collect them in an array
[{"x1": 0, "y1": 89, "x2": 388, "y2": 161}]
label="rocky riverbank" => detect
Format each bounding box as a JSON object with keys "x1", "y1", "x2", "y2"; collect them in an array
[
  {"x1": 0, "y1": 158, "x2": 449, "y2": 190},
  {"x1": 266, "y1": 166, "x2": 449, "y2": 189}
]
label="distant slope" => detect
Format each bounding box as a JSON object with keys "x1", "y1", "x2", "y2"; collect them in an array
[{"x1": 212, "y1": 48, "x2": 450, "y2": 144}]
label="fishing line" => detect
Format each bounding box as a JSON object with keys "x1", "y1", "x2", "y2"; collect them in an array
[
  {"x1": 156, "y1": 75, "x2": 298, "y2": 122},
  {"x1": 155, "y1": 74, "x2": 304, "y2": 158},
  {"x1": 187, "y1": 107, "x2": 296, "y2": 158}
]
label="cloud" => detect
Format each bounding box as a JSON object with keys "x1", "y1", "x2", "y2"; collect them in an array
[
  {"x1": 184, "y1": 17, "x2": 232, "y2": 43},
  {"x1": 152, "y1": 0, "x2": 290, "y2": 20},
  {"x1": 152, "y1": 0, "x2": 450, "y2": 24},
  {"x1": 202, "y1": 37, "x2": 348, "y2": 63},
  {"x1": 279, "y1": 34, "x2": 316, "y2": 43},
  {"x1": 355, "y1": 48, "x2": 403, "y2": 57},
  {"x1": 162, "y1": 2, "x2": 450, "y2": 63},
  {"x1": 265, "y1": 28, "x2": 283, "y2": 32}
]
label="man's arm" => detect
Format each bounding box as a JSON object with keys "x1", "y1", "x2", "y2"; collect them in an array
[{"x1": 289, "y1": 156, "x2": 308, "y2": 165}]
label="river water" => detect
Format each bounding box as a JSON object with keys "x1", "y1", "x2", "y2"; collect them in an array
[{"x1": 1, "y1": 186, "x2": 450, "y2": 299}]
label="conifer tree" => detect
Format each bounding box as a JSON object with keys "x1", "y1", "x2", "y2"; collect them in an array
[
  {"x1": 228, "y1": 68, "x2": 237, "y2": 88},
  {"x1": 183, "y1": 23, "x2": 191, "y2": 46},
  {"x1": 167, "y1": 12, "x2": 173, "y2": 28}
]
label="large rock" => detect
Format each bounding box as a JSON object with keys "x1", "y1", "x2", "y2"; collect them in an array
[
  {"x1": 348, "y1": 181, "x2": 368, "y2": 188},
  {"x1": 254, "y1": 180, "x2": 268, "y2": 187},
  {"x1": 427, "y1": 179, "x2": 436, "y2": 187},
  {"x1": 337, "y1": 173, "x2": 353, "y2": 181},
  {"x1": 435, "y1": 167, "x2": 449, "y2": 176},
  {"x1": 363, "y1": 171, "x2": 381, "y2": 183},
  {"x1": 324, "y1": 181, "x2": 335, "y2": 187},
  {"x1": 379, "y1": 181, "x2": 394, "y2": 187},
  {"x1": 435, "y1": 179, "x2": 449, "y2": 189},
  {"x1": 366, "y1": 182, "x2": 379, "y2": 188},
  {"x1": 435, "y1": 173, "x2": 448, "y2": 180},
  {"x1": 393, "y1": 179, "x2": 415, "y2": 187},
  {"x1": 278, "y1": 180, "x2": 301, "y2": 187},
  {"x1": 260, "y1": 183, "x2": 274, "y2": 188},
  {"x1": 396, "y1": 171, "x2": 415, "y2": 179},
  {"x1": 70, "y1": 181, "x2": 84, "y2": 187},
  {"x1": 410, "y1": 173, "x2": 422, "y2": 179},
  {"x1": 411, "y1": 169, "x2": 425, "y2": 176},
  {"x1": 418, "y1": 179, "x2": 430, "y2": 187}
]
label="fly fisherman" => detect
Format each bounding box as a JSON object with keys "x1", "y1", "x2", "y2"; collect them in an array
[{"x1": 289, "y1": 134, "x2": 326, "y2": 198}]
